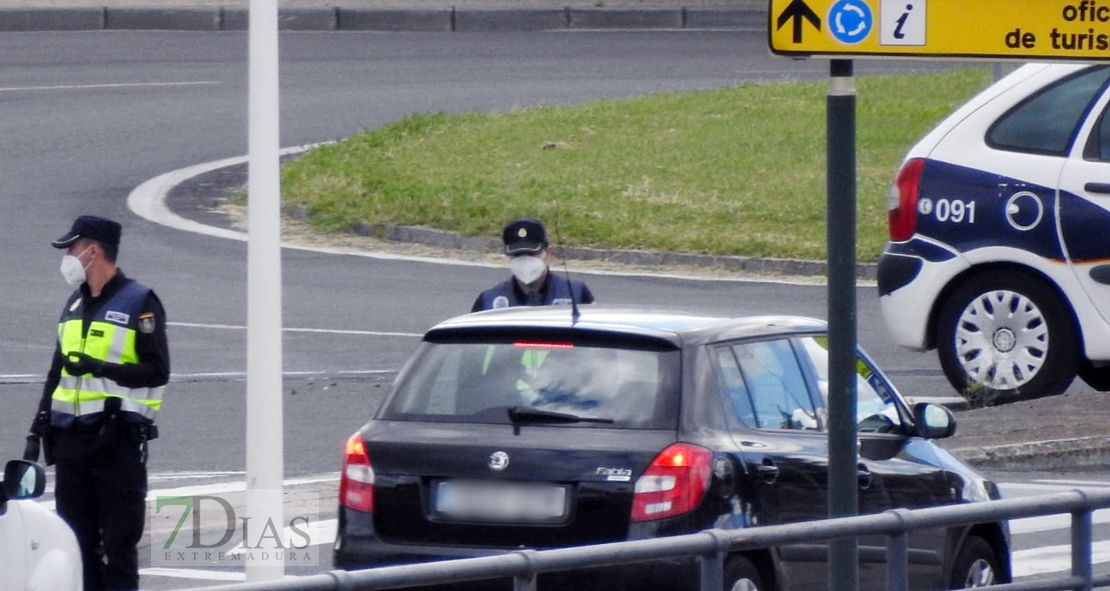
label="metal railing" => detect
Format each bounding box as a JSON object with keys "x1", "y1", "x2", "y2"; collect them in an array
[{"x1": 196, "y1": 488, "x2": 1110, "y2": 591}]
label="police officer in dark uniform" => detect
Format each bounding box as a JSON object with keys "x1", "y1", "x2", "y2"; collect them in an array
[
  {"x1": 23, "y1": 215, "x2": 170, "y2": 591},
  {"x1": 471, "y1": 217, "x2": 595, "y2": 312}
]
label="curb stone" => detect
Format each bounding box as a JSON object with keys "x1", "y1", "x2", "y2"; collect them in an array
[
  {"x1": 170, "y1": 159, "x2": 842, "y2": 282},
  {"x1": 345, "y1": 219, "x2": 879, "y2": 280},
  {"x1": 949, "y1": 436, "x2": 1110, "y2": 472},
  {"x1": 0, "y1": 4, "x2": 767, "y2": 31}
]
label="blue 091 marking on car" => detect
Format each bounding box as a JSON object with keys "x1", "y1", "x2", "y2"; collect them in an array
[{"x1": 915, "y1": 160, "x2": 1066, "y2": 262}]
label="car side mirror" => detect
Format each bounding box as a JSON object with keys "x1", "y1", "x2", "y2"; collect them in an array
[
  {"x1": 913, "y1": 402, "x2": 957, "y2": 439},
  {"x1": 1, "y1": 460, "x2": 46, "y2": 505}
]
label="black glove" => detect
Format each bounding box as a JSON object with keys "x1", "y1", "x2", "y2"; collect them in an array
[
  {"x1": 23, "y1": 435, "x2": 40, "y2": 463},
  {"x1": 63, "y1": 351, "x2": 103, "y2": 377},
  {"x1": 29, "y1": 410, "x2": 49, "y2": 437}
]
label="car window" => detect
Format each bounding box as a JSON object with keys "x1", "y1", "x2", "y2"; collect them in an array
[
  {"x1": 987, "y1": 65, "x2": 1110, "y2": 156},
  {"x1": 1084, "y1": 101, "x2": 1110, "y2": 162},
  {"x1": 380, "y1": 341, "x2": 680, "y2": 429},
  {"x1": 715, "y1": 339, "x2": 818, "y2": 431},
  {"x1": 714, "y1": 346, "x2": 757, "y2": 427},
  {"x1": 798, "y1": 337, "x2": 902, "y2": 433}
]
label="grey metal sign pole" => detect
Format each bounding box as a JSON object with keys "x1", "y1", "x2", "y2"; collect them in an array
[
  {"x1": 826, "y1": 58, "x2": 859, "y2": 591},
  {"x1": 245, "y1": 0, "x2": 284, "y2": 581}
]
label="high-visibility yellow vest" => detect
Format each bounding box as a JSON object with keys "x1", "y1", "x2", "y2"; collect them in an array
[{"x1": 51, "y1": 280, "x2": 163, "y2": 423}]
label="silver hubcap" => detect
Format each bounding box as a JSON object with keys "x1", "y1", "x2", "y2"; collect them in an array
[
  {"x1": 992, "y1": 328, "x2": 1016, "y2": 353},
  {"x1": 962, "y1": 558, "x2": 996, "y2": 587},
  {"x1": 954, "y1": 289, "x2": 1048, "y2": 390}
]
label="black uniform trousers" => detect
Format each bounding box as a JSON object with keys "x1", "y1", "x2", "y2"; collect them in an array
[{"x1": 53, "y1": 428, "x2": 148, "y2": 591}]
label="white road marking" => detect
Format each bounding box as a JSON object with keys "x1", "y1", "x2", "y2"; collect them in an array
[
  {"x1": 123, "y1": 148, "x2": 542, "y2": 270},
  {"x1": 226, "y1": 518, "x2": 337, "y2": 557},
  {"x1": 0, "y1": 370, "x2": 395, "y2": 384},
  {"x1": 127, "y1": 145, "x2": 315, "y2": 242},
  {"x1": 140, "y1": 567, "x2": 246, "y2": 581},
  {"x1": 125, "y1": 150, "x2": 827, "y2": 284},
  {"x1": 149, "y1": 471, "x2": 248, "y2": 481},
  {"x1": 1012, "y1": 540, "x2": 1110, "y2": 577},
  {"x1": 135, "y1": 473, "x2": 341, "y2": 582},
  {"x1": 1004, "y1": 482, "x2": 1110, "y2": 493},
  {"x1": 0, "y1": 374, "x2": 40, "y2": 383},
  {"x1": 1033, "y1": 479, "x2": 1110, "y2": 489},
  {"x1": 143, "y1": 473, "x2": 337, "y2": 498},
  {"x1": 0, "y1": 81, "x2": 218, "y2": 93},
  {"x1": 1010, "y1": 509, "x2": 1110, "y2": 535},
  {"x1": 169, "y1": 320, "x2": 421, "y2": 338},
  {"x1": 37, "y1": 473, "x2": 339, "y2": 512}
]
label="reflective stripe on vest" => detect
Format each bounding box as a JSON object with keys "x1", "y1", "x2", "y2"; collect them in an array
[{"x1": 51, "y1": 282, "x2": 163, "y2": 422}]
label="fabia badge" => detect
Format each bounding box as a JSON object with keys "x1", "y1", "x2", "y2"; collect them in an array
[{"x1": 488, "y1": 451, "x2": 510, "y2": 471}]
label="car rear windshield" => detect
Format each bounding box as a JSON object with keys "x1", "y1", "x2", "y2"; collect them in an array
[{"x1": 380, "y1": 340, "x2": 681, "y2": 429}]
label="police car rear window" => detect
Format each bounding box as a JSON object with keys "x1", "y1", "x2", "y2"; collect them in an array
[
  {"x1": 380, "y1": 341, "x2": 680, "y2": 429},
  {"x1": 987, "y1": 65, "x2": 1110, "y2": 156}
]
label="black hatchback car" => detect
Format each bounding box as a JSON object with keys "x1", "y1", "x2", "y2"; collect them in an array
[{"x1": 334, "y1": 306, "x2": 1010, "y2": 590}]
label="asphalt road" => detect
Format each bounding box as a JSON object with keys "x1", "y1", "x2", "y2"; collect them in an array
[
  {"x1": 3, "y1": 28, "x2": 1101, "y2": 589},
  {"x1": 0, "y1": 29, "x2": 978, "y2": 469}
]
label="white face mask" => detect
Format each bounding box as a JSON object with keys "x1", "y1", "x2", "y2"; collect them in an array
[
  {"x1": 510, "y1": 255, "x2": 547, "y2": 285},
  {"x1": 60, "y1": 246, "x2": 92, "y2": 287}
]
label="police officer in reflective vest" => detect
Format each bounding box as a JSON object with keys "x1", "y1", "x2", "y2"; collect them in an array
[
  {"x1": 23, "y1": 215, "x2": 169, "y2": 591},
  {"x1": 471, "y1": 217, "x2": 596, "y2": 312}
]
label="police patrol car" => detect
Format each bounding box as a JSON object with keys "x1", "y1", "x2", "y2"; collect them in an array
[
  {"x1": 0, "y1": 459, "x2": 82, "y2": 591},
  {"x1": 878, "y1": 62, "x2": 1110, "y2": 400}
]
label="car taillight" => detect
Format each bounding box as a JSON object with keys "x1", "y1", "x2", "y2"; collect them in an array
[
  {"x1": 339, "y1": 433, "x2": 375, "y2": 513},
  {"x1": 888, "y1": 158, "x2": 925, "y2": 242},
  {"x1": 631, "y1": 443, "x2": 712, "y2": 522}
]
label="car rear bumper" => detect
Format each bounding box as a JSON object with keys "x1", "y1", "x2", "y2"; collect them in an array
[
  {"x1": 878, "y1": 239, "x2": 969, "y2": 351},
  {"x1": 333, "y1": 508, "x2": 701, "y2": 590},
  {"x1": 334, "y1": 553, "x2": 699, "y2": 591}
]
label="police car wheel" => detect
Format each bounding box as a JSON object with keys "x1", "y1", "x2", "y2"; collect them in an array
[{"x1": 936, "y1": 270, "x2": 1078, "y2": 401}]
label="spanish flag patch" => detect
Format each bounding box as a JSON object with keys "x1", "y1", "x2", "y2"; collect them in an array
[{"x1": 139, "y1": 312, "x2": 156, "y2": 334}]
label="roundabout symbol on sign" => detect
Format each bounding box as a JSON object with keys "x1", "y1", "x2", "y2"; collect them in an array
[{"x1": 828, "y1": 0, "x2": 872, "y2": 45}]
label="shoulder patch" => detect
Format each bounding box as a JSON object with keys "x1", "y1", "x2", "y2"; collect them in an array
[{"x1": 139, "y1": 312, "x2": 156, "y2": 334}]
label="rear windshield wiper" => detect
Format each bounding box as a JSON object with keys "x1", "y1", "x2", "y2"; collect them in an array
[{"x1": 507, "y1": 406, "x2": 614, "y2": 435}]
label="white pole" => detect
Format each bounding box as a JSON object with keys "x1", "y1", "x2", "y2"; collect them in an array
[{"x1": 246, "y1": 0, "x2": 284, "y2": 581}]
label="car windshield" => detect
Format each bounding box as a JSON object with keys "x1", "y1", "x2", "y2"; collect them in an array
[
  {"x1": 797, "y1": 337, "x2": 905, "y2": 432},
  {"x1": 380, "y1": 340, "x2": 681, "y2": 429}
]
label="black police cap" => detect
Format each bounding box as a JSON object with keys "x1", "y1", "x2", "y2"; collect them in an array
[
  {"x1": 502, "y1": 217, "x2": 548, "y2": 255},
  {"x1": 52, "y1": 215, "x2": 121, "y2": 250}
]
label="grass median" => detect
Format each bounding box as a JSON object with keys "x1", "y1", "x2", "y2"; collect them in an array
[{"x1": 279, "y1": 66, "x2": 994, "y2": 263}]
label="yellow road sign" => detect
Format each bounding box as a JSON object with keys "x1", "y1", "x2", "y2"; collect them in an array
[{"x1": 769, "y1": 0, "x2": 1110, "y2": 61}]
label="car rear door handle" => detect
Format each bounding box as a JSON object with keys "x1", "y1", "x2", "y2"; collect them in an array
[
  {"x1": 757, "y1": 461, "x2": 779, "y2": 484},
  {"x1": 857, "y1": 464, "x2": 872, "y2": 490},
  {"x1": 1086, "y1": 182, "x2": 1110, "y2": 194}
]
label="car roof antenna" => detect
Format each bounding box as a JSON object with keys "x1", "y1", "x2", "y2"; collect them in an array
[{"x1": 551, "y1": 207, "x2": 581, "y2": 325}]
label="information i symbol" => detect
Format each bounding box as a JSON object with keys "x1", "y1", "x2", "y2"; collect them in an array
[
  {"x1": 880, "y1": 0, "x2": 926, "y2": 46},
  {"x1": 894, "y1": 4, "x2": 913, "y2": 39}
]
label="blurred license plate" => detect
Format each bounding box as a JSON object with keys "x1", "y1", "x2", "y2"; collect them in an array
[{"x1": 435, "y1": 481, "x2": 567, "y2": 521}]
